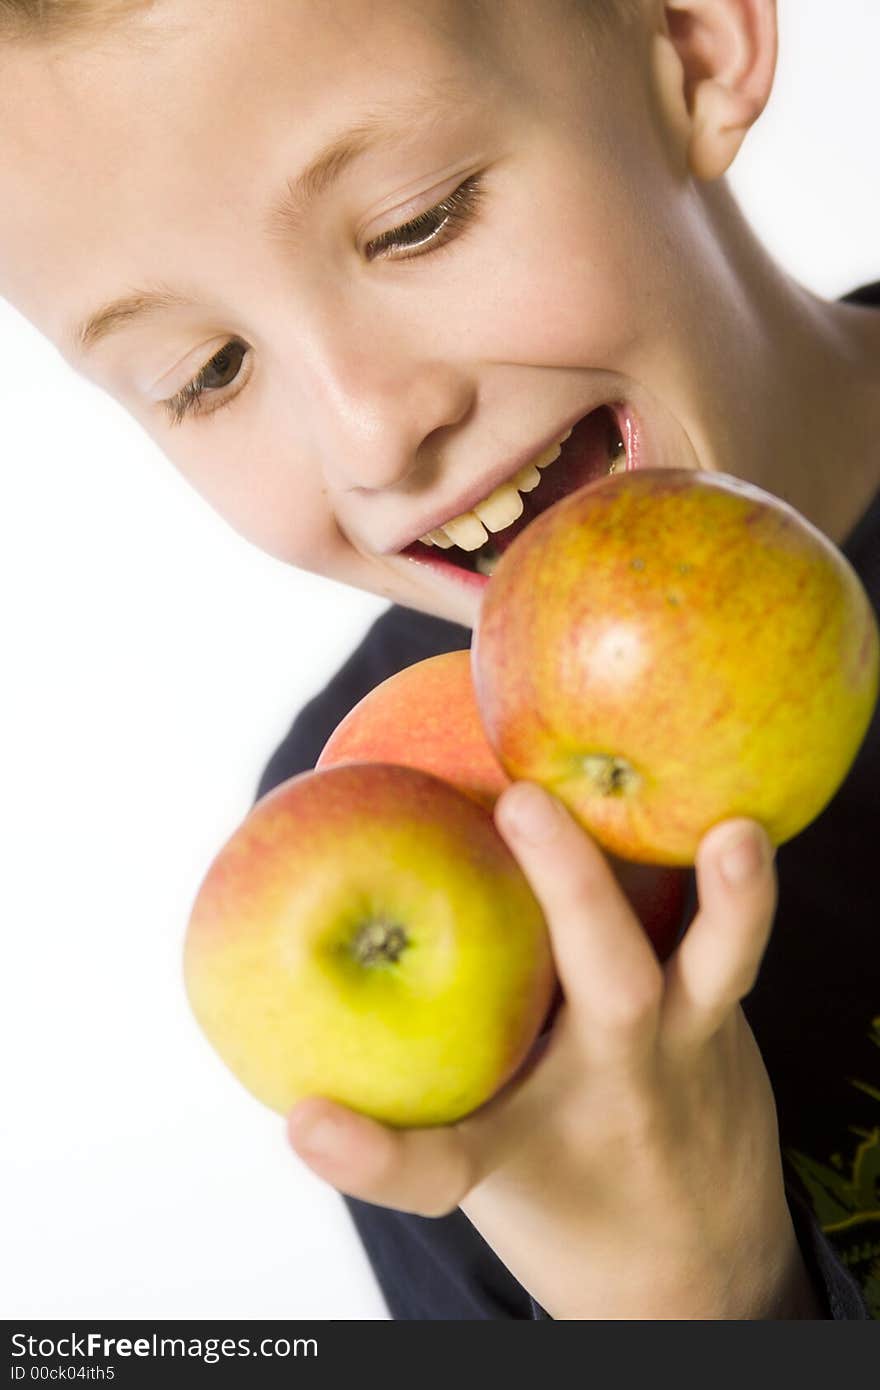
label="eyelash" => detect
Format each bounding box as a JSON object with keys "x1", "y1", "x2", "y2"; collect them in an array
[
  {"x1": 161, "y1": 172, "x2": 486, "y2": 426},
  {"x1": 364, "y1": 171, "x2": 485, "y2": 261}
]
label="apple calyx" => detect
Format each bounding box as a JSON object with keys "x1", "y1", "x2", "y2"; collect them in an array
[
  {"x1": 580, "y1": 754, "x2": 640, "y2": 797},
  {"x1": 351, "y1": 920, "x2": 409, "y2": 966}
]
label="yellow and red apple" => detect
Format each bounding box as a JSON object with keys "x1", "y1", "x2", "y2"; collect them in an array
[
  {"x1": 473, "y1": 468, "x2": 879, "y2": 865},
  {"x1": 183, "y1": 762, "x2": 555, "y2": 1128}
]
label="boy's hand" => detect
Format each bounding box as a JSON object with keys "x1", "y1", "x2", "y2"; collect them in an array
[{"x1": 287, "y1": 783, "x2": 819, "y2": 1319}]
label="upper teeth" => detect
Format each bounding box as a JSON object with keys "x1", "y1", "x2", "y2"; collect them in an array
[{"x1": 418, "y1": 433, "x2": 570, "y2": 551}]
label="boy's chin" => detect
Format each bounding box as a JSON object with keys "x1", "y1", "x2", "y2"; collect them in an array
[
  {"x1": 329, "y1": 554, "x2": 481, "y2": 630},
  {"x1": 390, "y1": 583, "x2": 480, "y2": 632}
]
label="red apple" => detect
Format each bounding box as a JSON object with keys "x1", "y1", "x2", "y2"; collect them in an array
[
  {"x1": 183, "y1": 762, "x2": 555, "y2": 1128},
  {"x1": 473, "y1": 468, "x2": 879, "y2": 865},
  {"x1": 318, "y1": 650, "x2": 509, "y2": 810},
  {"x1": 318, "y1": 649, "x2": 687, "y2": 959}
]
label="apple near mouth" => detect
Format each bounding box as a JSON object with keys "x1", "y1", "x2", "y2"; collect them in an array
[{"x1": 472, "y1": 467, "x2": 880, "y2": 865}]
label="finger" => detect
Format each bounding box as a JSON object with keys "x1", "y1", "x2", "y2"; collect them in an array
[
  {"x1": 287, "y1": 1096, "x2": 480, "y2": 1217},
  {"x1": 660, "y1": 818, "x2": 777, "y2": 1051},
  {"x1": 494, "y1": 782, "x2": 664, "y2": 1058}
]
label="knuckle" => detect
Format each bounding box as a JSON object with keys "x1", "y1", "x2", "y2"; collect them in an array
[
  {"x1": 737, "y1": 909, "x2": 776, "y2": 994},
  {"x1": 597, "y1": 968, "x2": 663, "y2": 1031},
  {"x1": 732, "y1": 958, "x2": 762, "y2": 1002}
]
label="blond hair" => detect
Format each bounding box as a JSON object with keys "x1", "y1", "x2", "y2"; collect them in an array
[
  {"x1": 0, "y1": 0, "x2": 152, "y2": 42},
  {"x1": 2, "y1": 1, "x2": 642, "y2": 44}
]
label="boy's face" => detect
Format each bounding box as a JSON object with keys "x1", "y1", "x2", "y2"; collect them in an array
[{"x1": 1, "y1": 0, "x2": 711, "y2": 628}]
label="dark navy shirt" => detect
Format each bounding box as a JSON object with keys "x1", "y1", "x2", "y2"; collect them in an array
[{"x1": 255, "y1": 283, "x2": 880, "y2": 1319}]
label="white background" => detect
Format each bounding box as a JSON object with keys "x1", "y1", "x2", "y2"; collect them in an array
[{"x1": 1, "y1": 0, "x2": 878, "y2": 1320}]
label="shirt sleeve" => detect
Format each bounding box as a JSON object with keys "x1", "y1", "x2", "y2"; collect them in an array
[{"x1": 784, "y1": 1182, "x2": 872, "y2": 1319}]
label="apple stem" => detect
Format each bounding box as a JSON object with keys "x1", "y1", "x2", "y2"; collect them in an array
[
  {"x1": 581, "y1": 754, "x2": 639, "y2": 797},
  {"x1": 352, "y1": 921, "x2": 408, "y2": 966}
]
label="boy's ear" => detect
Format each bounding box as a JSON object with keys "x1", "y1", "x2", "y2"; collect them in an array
[{"x1": 654, "y1": 0, "x2": 778, "y2": 180}]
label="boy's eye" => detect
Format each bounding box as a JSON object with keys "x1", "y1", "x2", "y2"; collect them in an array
[
  {"x1": 161, "y1": 173, "x2": 485, "y2": 426},
  {"x1": 363, "y1": 172, "x2": 485, "y2": 261},
  {"x1": 162, "y1": 339, "x2": 249, "y2": 426}
]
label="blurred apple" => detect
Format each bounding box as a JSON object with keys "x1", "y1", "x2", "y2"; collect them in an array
[
  {"x1": 318, "y1": 650, "x2": 509, "y2": 810},
  {"x1": 183, "y1": 762, "x2": 555, "y2": 1128},
  {"x1": 473, "y1": 468, "x2": 879, "y2": 865}
]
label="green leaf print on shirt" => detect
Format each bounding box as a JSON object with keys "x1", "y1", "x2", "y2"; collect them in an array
[{"x1": 785, "y1": 1016, "x2": 880, "y2": 1318}]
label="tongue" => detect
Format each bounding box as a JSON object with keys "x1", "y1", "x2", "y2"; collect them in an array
[{"x1": 488, "y1": 406, "x2": 615, "y2": 555}]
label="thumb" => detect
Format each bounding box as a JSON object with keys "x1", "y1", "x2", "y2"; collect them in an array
[{"x1": 287, "y1": 1096, "x2": 478, "y2": 1218}]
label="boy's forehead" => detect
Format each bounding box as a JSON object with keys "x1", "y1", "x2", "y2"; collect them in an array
[
  {"x1": 0, "y1": 0, "x2": 507, "y2": 166},
  {"x1": 0, "y1": 0, "x2": 520, "y2": 346}
]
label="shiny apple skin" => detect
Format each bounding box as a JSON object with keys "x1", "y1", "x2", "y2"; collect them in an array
[
  {"x1": 184, "y1": 763, "x2": 555, "y2": 1128},
  {"x1": 473, "y1": 469, "x2": 879, "y2": 865}
]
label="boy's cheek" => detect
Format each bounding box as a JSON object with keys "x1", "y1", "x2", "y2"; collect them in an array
[
  {"x1": 151, "y1": 424, "x2": 340, "y2": 573},
  {"x1": 470, "y1": 146, "x2": 682, "y2": 375},
  {"x1": 124, "y1": 389, "x2": 409, "y2": 591}
]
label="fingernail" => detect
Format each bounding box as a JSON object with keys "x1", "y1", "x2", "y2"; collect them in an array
[
  {"x1": 501, "y1": 783, "x2": 561, "y2": 845},
  {"x1": 719, "y1": 825, "x2": 767, "y2": 887},
  {"x1": 290, "y1": 1113, "x2": 345, "y2": 1160}
]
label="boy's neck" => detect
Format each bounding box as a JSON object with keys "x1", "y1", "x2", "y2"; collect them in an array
[{"x1": 677, "y1": 182, "x2": 880, "y2": 549}]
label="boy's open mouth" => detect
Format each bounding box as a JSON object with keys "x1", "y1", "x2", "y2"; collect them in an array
[{"x1": 400, "y1": 403, "x2": 634, "y2": 581}]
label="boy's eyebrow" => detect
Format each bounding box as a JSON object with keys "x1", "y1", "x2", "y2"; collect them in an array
[{"x1": 70, "y1": 88, "x2": 466, "y2": 358}]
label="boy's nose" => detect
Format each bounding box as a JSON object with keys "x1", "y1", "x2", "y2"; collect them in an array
[{"x1": 299, "y1": 331, "x2": 475, "y2": 493}]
